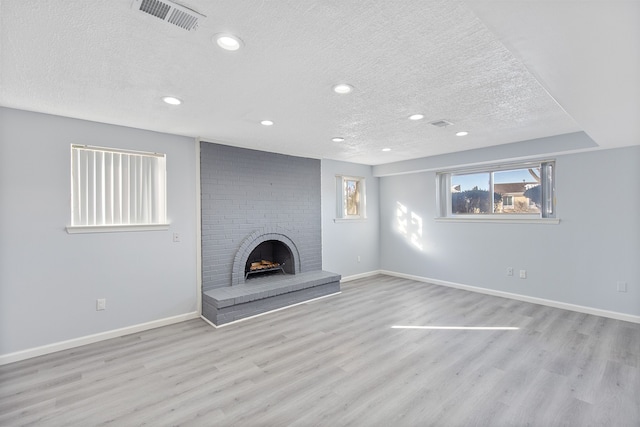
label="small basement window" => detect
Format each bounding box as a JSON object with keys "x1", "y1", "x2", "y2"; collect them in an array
[
  {"x1": 336, "y1": 175, "x2": 366, "y2": 220},
  {"x1": 67, "y1": 145, "x2": 168, "y2": 233},
  {"x1": 436, "y1": 161, "x2": 556, "y2": 223}
]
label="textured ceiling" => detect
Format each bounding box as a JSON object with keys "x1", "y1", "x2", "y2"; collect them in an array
[{"x1": 1, "y1": 1, "x2": 638, "y2": 165}]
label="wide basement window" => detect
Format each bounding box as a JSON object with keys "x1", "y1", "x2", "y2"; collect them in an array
[
  {"x1": 68, "y1": 145, "x2": 168, "y2": 232},
  {"x1": 336, "y1": 175, "x2": 366, "y2": 220},
  {"x1": 437, "y1": 161, "x2": 556, "y2": 221}
]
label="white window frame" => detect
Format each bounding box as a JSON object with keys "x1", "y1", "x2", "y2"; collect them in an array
[
  {"x1": 436, "y1": 160, "x2": 558, "y2": 224},
  {"x1": 66, "y1": 145, "x2": 169, "y2": 233},
  {"x1": 335, "y1": 175, "x2": 366, "y2": 221}
]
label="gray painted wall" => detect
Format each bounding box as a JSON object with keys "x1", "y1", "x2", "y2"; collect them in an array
[
  {"x1": 200, "y1": 142, "x2": 322, "y2": 291},
  {"x1": 2, "y1": 106, "x2": 636, "y2": 358},
  {"x1": 378, "y1": 145, "x2": 640, "y2": 316},
  {"x1": 321, "y1": 159, "x2": 380, "y2": 278},
  {"x1": 0, "y1": 108, "x2": 198, "y2": 356}
]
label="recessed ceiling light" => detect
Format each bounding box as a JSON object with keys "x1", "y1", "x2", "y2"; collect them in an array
[
  {"x1": 162, "y1": 96, "x2": 182, "y2": 105},
  {"x1": 456, "y1": 131, "x2": 469, "y2": 136},
  {"x1": 260, "y1": 120, "x2": 274, "y2": 126},
  {"x1": 214, "y1": 33, "x2": 243, "y2": 51},
  {"x1": 409, "y1": 114, "x2": 424, "y2": 121},
  {"x1": 382, "y1": 148, "x2": 391, "y2": 152},
  {"x1": 333, "y1": 84, "x2": 353, "y2": 94},
  {"x1": 332, "y1": 137, "x2": 345, "y2": 142}
]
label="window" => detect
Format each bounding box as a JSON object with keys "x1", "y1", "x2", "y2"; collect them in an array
[
  {"x1": 437, "y1": 161, "x2": 555, "y2": 221},
  {"x1": 68, "y1": 145, "x2": 168, "y2": 232},
  {"x1": 336, "y1": 175, "x2": 366, "y2": 220}
]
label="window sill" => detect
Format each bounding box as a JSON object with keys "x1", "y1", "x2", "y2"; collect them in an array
[
  {"x1": 334, "y1": 218, "x2": 367, "y2": 223},
  {"x1": 435, "y1": 217, "x2": 560, "y2": 225},
  {"x1": 66, "y1": 224, "x2": 170, "y2": 234}
]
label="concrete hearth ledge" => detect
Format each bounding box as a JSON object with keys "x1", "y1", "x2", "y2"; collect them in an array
[
  {"x1": 202, "y1": 270, "x2": 341, "y2": 325},
  {"x1": 204, "y1": 270, "x2": 341, "y2": 308}
]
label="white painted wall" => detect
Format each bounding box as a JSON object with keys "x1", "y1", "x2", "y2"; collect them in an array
[
  {"x1": 378, "y1": 144, "x2": 640, "y2": 317},
  {"x1": 321, "y1": 160, "x2": 380, "y2": 278},
  {"x1": 0, "y1": 108, "x2": 198, "y2": 356}
]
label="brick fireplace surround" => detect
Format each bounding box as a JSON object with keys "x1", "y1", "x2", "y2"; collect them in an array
[{"x1": 200, "y1": 142, "x2": 340, "y2": 325}]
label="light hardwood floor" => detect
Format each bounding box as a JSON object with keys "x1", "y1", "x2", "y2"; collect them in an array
[{"x1": 1, "y1": 275, "x2": 639, "y2": 426}]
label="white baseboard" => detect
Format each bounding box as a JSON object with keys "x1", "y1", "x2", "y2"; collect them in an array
[
  {"x1": 340, "y1": 270, "x2": 383, "y2": 282},
  {"x1": 380, "y1": 270, "x2": 640, "y2": 324},
  {"x1": 0, "y1": 311, "x2": 200, "y2": 366}
]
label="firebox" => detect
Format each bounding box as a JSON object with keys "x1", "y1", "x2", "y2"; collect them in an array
[
  {"x1": 244, "y1": 240, "x2": 294, "y2": 279},
  {"x1": 230, "y1": 228, "x2": 302, "y2": 286}
]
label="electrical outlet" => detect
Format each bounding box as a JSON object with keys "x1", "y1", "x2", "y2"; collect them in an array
[
  {"x1": 519, "y1": 270, "x2": 527, "y2": 279},
  {"x1": 507, "y1": 267, "x2": 514, "y2": 276},
  {"x1": 617, "y1": 281, "x2": 628, "y2": 292},
  {"x1": 357, "y1": 256, "x2": 361, "y2": 263},
  {"x1": 172, "y1": 232, "x2": 180, "y2": 243},
  {"x1": 96, "y1": 298, "x2": 106, "y2": 311}
]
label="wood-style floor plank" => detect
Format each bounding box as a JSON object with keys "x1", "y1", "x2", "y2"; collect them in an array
[{"x1": 1, "y1": 275, "x2": 638, "y2": 426}]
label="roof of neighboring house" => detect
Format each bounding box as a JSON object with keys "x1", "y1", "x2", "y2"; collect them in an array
[{"x1": 495, "y1": 182, "x2": 537, "y2": 195}]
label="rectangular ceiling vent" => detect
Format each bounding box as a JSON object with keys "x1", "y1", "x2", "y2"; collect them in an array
[
  {"x1": 430, "y1": 120, "x2": 453, "y2": 128},
  {"x1": 132, "y1": 0, "x2": 205, "y2": 31}
]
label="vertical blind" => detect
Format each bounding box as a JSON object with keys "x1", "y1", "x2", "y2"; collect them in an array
[{"x1": 71, "y1": 145, "x2": 167, "y2": 226}]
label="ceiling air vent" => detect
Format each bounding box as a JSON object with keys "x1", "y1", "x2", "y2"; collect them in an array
[
  {"x1": 132, "y1": 0, "x2": 204, "y2": 31},
  {"x1": 430, "y1": 120, "x2": 453, "y2": 128}
]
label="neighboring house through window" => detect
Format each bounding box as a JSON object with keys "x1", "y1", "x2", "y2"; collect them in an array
[{"x1": 437, "y1": 161, "x2": 555, "y2": 220}]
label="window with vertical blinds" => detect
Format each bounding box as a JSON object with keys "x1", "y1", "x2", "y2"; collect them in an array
[{"x1": 68, "y1": 145, "x2": 168, "y2": 232}]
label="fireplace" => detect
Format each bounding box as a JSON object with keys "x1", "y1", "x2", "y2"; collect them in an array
[
  {"x1": 200, "y1": 142, "x2": 341, "y2": 325},
  {"x1": 244, "y1": 240, "x2": 294, "y2": 280},
  {"x1": 231, "y1": 228, "x2": 300, "y2": 285},
  {"x1": 203, "y1": 226, "x2": 341, "y2": 325},
  {"x1": 231, "y1": 227, "x2": 302, "y2": 286}
]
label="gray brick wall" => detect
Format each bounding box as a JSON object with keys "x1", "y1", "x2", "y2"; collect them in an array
[{"x1": 200, "y1": 142, "x2": 322, "y2": 291}]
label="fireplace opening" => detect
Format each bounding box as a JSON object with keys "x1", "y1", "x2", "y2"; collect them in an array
[{"x1": 244, "y1": 240, "x2": 294, "y2": 280}]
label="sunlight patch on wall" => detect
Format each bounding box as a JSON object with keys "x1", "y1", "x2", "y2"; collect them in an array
[{"x1": 396, "y1": 202, "x2": 424, "y2": 251}]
